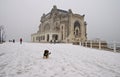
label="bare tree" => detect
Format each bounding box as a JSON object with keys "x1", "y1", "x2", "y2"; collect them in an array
[{"x1": 0, "y1": 25, "x2": 6, "y2": 43}]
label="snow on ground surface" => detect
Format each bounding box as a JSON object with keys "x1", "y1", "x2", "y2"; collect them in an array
[{"x1": 0, "y1": 42, "x2": 120, "y2": 77}]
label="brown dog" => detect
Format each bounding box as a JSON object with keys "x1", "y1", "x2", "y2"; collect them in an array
[{"x1": 43, "y1": 50, "x2": 51, "y2": 59}]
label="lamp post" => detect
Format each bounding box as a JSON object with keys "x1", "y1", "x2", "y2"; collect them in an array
[
  {"x1": 0, "y1": 25, "x2": 4, "y2": 43},
  {"x1": 0, "y1": 27, "x2": 2, "y2": 43}
]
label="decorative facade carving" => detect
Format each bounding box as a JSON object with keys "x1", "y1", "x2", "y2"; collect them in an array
[{"x1": 31, "y1": 5, "x2": 87, "y2": 43}]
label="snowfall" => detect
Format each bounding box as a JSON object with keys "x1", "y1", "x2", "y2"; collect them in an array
[{"x1": 0, "y1": 42, "x2": 120, "y2": 77}]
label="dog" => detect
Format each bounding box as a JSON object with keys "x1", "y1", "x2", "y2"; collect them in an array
[{"x1": 43, "y1": 50, "x2": 51, "y2": 59}]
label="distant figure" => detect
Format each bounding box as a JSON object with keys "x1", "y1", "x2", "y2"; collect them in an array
[
  {"x1": 20, "y1": 38, "x2": 22, "y2": 44},
  {"x1": 13, "y1": 39, "x2": 15, "y2": 43},
  {"x1": 9, "y1": 40, "x2": 13, "y2": 42},
  {"x1": 43, "y1": 50, "x2": 51, "y2": 59}
]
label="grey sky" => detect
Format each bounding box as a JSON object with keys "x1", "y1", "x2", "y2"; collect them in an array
[{"x1": 0, "y1": 0, "x2": 120, "y2": 42}]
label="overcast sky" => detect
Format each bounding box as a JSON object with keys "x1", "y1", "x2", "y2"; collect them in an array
[{"x1": 0, "y1": 0, "x2": 120, "y2": 42}]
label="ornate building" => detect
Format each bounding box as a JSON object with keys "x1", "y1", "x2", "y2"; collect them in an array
[{"x1": 31, "y1": 5, "x2": 87, "y2": 43}]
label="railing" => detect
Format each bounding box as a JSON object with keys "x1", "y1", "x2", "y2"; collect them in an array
[
  {"x1": 107, "y1": 41, "x2": 120, "y2": 52},
  {"x1": 79, "y1": 41, "x2": 120, "y2": 52}
]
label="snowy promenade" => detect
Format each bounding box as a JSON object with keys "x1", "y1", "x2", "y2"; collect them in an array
[{"x1": 0, "y1": 42, "x2": 120, "y2": 77}]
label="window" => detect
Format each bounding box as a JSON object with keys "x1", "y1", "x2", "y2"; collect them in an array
[
  {"x1": 74, "y1": 21, "x2": 81, "y2": 37},
  {"x1": 74, "y1": 21, "x2": 80, "y2": 30}
]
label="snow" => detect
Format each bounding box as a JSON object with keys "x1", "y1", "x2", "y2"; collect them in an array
[{"x1": 0, "y1": 42, "x2": 120, "y2": 77}]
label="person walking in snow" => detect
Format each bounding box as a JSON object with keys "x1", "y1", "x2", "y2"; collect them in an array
[
  {"x1": 13, "y1": 39, "x2": 15, "y2": 43},
  {"x1": 20, "y1": 38, "x2": 22, "y2": 44}
]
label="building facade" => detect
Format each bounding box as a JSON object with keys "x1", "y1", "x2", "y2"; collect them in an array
[{"x1": 31, "y1": 5, "x2": 87, "y2": 43}]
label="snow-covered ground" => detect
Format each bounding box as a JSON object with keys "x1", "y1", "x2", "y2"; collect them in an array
[{"x1": 0, "y1": 42, "x2": 120, "y2": 77}]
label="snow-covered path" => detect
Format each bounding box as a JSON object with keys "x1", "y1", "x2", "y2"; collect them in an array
[{"x1": 0, "y1": 42, "x2": 120, "y2": 77}]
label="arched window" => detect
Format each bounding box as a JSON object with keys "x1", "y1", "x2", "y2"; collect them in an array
[
  {"x1": 74, "y1": 21, "x2": 80, "y2": 30},
  {"x1": 74, "y1": 21, "x2": 81, "y2": 37}
]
